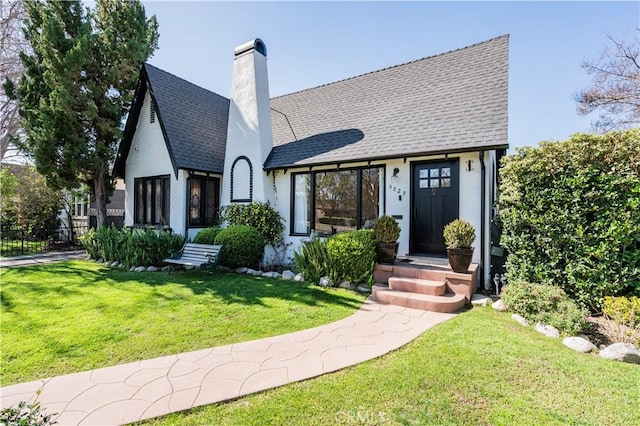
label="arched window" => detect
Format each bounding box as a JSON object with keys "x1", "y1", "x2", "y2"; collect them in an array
[{"x1": 230, "y1": 156, "x2": 253, "y2": 202}]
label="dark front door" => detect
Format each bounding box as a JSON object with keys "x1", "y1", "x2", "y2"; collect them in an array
[{"x1": 411, "y1": 160, "x2": 459, "y2": 254}]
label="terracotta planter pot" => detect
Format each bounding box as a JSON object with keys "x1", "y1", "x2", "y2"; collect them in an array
[
  {"x1": 447, "y1": 247, "x2": 474, "y2": 273},
  {"x1": 376, "y1": 242, "x2": 399, "y2": 265}
]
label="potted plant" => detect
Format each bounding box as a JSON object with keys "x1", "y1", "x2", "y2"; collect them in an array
[
  {"x1": 443, "y1": 219, "x2": 476, "y2": 273},
  {"x1": 372, "y1": 215, "x2": 401, "y2": 264}
]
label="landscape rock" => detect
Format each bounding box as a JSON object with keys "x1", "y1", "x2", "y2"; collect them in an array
[
  {"x1": 319, "y1": 276, "x2": 332, "y2": 287},
  {"x1": 294, "y1": 273, "x2": 305, "y2": 282},
  {"x1": 146, "y1": 266, "x2": 158, "y2": 272},
  {"x1": 97, "y1": 258, "x2": 103, "y2": 263},
  {"x1": 599, "y1": 343, "x2": 640, "y2": 364},
  {"x1": 512, "y1": 314, "x2": 529, "y2": 327},
  {"x1": 339, "y1": 281, "x2": 356, "y2": 290},
  {"x1": 262, "y1": 271, "x2": 281, "y2": 279},
  {"x1": 245, "y1": 268, "x2": 256, "y2": 275},
  {"x1": 161, "y1": 266, "x2": 171, "y2": 272},
  {"x1": 357, "y1": 284, "x2": 372, "y2": 294},
  {"x1": 282, "y1": 270, "x2": 295, "y2": 280},
  {"x1": 235, "y1": 267, "x2": 248, "y2": 274},
  {"x1": 134, "y1": 266, "x2": 146, "y2": 272},
  {"x1": 471, "y1": 294, "x2": 491, "y2": 307},
  {"x1": 535, "y1": 323, "x2": 560, "y2": 338},
  {"x1": 251, "y1": 270, "x2": 264, "y2": 276},
  {"x1": 129, "y1": 266, "x2": 136, "y2": 272},
  {"x1": 563, "y1": 336, "x2": 597, "y2": 353},
  {"x1": 491, "y1": 299, "x2": 507, "y2": 311}
]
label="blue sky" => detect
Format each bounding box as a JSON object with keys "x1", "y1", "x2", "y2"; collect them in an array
[{"x1": 141, "y1": 1, "x2": 639, "y2": 150}]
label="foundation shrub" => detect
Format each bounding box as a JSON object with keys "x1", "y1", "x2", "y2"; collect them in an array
[
  {"x1": 498, "y1": 129, "x2": 640, "y2": 311},
  {"x1": 502, "y1": 281, "x2": 587, "y2": 335},
  {"x1": 193, "y1": 227, "x2": 223, "y2": 245},
  {"x1": 293, "y1": 237, "x2": 333, "y2": 284},
  {"x1": 219, "y1": 202, "x2": 284, "y2": 246},
  {"x1": 79, "y1": 225, "x2": 185, "y2": 267},
  {"x1": 326, "y1": 230, "x2": 376, "y2": 285},
  {"x1": 214, "y1": 225, "x2": 264, "y2": 269}
]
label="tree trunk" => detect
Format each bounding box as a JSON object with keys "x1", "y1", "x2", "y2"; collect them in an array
[{"x1": 94, "y1": 161, "x2": 108, "y2": 228}]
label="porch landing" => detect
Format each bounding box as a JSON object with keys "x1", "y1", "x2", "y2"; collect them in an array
[{"x1": 373, "y1": 259, "x2": 478, "y2": 313}]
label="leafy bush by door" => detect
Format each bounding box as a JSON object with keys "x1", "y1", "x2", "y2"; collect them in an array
[{"x1": 498, "y1": 129, "x2": 640, "y2": 311}]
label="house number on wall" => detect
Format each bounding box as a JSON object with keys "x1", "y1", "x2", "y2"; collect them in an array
[{"x1": 388, "y1": 185, "x2": 406, "y2": 200}]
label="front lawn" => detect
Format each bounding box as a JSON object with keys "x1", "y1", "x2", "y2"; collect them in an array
[
  {"x1": 144, "y1": 308, "x2": 640, "y2": 426},
  {"x1": 0, "y1": 261, "x2": 366, "y2": 386}
]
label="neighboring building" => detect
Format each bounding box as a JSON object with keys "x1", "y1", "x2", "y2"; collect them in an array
[
  {"x1": 113, "y1": 36, "x2": 509, "y2": 289},
  {"x1": 62, "y1": 179, "x2": 125, "y2": 232}
]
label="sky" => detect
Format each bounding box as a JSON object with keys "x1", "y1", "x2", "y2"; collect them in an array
[{"x1": 141, "y1": 1, "x2": 639, "y2": 151}]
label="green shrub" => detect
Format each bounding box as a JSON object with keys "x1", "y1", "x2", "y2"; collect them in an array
[
  {"x1": 220, "y1": 202, "x2": 284, "y2": 246},
  {"x1": 125, "y1": 229, "x2": 186, "y2": 267},
  {"x1": 79, "y1": 228, "x2": 100, "y2": 259},
  {"x1": 80, "y1": 226, "x2": 185, "y2": 267},
  {"x1": 443, "y1": 219, "x2": 476, "y2": 248},
  {"x1": 602, "y1": 296, "x2": 640, "y2": 345},
  {"x1": 0, "y1": 394, "x2": 56, "y2": 426},
  {"x1": 498, "y1": 129, "x2": 640, "y2": 311},
  {"x1": 502, "y1": 281, "x2": 587, "y2": 335},
  {"x1": 603, "y1": 296, "x2": 640, "y2": 327},
  {"x1": 371, "y1": 215, "x2": 400, "y2": 243},
  {"x1": 214, "y1": 225, "x2": 264, "y2": 268},
  {"x1": 293, "y1": 237, "x2": 332, "y2": 284},
  {"x1": 327, "y1": 230, "x2": 376, "y2": 285},
  {"x1": 193, "y1": 227, "x2": 223, "y2": 245}
]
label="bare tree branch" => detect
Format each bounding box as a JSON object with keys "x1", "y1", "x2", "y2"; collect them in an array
[
  {"x1": 575, "y1": 29, "x2": 640, "y2": 132},
  {"x1": 1, "y1": 0, "x2": 29, "y2": 160}
]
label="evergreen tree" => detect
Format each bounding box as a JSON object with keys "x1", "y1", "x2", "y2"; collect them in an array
[{"x1": 4, "y1": 0, "x2": 158, "y2": 226}]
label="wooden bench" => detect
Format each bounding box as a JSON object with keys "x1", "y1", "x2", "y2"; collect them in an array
[{"x1": 163, "y1": 243, "x2": 223, "y2": 278}]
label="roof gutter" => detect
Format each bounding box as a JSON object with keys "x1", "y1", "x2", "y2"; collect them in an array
[{"x1": 263, "y1": 144, "x2": 509, "y2": 171}]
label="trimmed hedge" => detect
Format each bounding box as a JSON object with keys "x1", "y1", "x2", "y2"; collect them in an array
[
  {"x1": 214, "y1": 225, "x2": 264, "y2": 269},
  {"x1": 193, "y1": 227, "x2": 222, "y2": 245},
  {"x1": 502, "y1": 281, "x2": 587, "y2": 335},
  {"x1": 498, "y1": 129, "x2": 640, "y2": 311}
]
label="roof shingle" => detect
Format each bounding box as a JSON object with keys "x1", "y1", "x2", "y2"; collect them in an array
[{"x1": 266, "y1": 35, "x2": 509, "y2": 169}]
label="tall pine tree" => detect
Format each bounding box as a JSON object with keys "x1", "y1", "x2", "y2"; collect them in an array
[{"x1": 5, "y1": 0, "x2": 158, "y2": 226}]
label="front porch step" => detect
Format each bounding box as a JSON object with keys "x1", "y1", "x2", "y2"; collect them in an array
[
  {"x1": 388, "y1": 277, "x2": 446, "y2": 296},
  {"x1": 372, "y1": 284, "x2": 466, "y2": 313}
]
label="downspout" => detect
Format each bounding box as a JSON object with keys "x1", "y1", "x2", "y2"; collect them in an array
[{"x1": 479, "y1": 150, "x2": 487, "y2": 291}]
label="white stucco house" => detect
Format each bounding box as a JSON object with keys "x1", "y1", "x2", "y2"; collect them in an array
[{"x1": 113, "y1": 35, "x2": 509, "y2": 289}]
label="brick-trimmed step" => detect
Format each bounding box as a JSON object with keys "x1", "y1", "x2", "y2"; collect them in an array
[
  {"x1": 388, "y1": 277, "x2": 446, "y2": 296},
  {"x1": 372, "y1": 284, "x2": 466, "y2": 313}
]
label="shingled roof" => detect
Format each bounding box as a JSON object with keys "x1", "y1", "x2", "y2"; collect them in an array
[
  {"x1": 265, "y1": 35, "x2": 509, "y2": 170},
  {"x1": 114, "y1": 64, "x2": 229, "y2": 178}
]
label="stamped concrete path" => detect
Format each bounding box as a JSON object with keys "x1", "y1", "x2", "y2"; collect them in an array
[{"x1": 1, "y1": 298, "x2": 456, "y2": 425}]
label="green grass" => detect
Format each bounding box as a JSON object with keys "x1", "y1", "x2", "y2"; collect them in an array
[
  {"x1": 143, "y1": 308, "x2": 640, "y2": 426},
  {"x1": 0, "y1": 261, "x2": 366, "y2": 386}
]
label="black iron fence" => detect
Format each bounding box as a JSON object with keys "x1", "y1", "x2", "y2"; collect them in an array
[{"x1": 1, "y1": 223, "x2": 89, "y2": 257}]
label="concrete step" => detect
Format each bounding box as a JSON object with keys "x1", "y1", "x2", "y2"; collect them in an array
[
  {"x1": 372, "y1": 284, "x2": 466, "y2": 313},
  {"x1": 388, "y1": 277, "x2": 447, "y2": 296}
]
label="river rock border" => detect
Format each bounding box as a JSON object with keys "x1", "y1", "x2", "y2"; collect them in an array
[
  {"x1": 96, "y1": 259, "x2": 372, "y2": 294},
  {"x1": 481, "y1": 297, "x2": 640, "y2": 365}
]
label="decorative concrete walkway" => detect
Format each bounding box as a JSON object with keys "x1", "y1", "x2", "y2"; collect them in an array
[
  {"x1": 0, "y1": 250, "x2": 87, "y2": 268},
  {"x1": 1, "y1": 298, "x2": 456, "y2": 425}
]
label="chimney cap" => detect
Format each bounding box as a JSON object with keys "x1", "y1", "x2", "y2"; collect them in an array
[{"x1": 234, "y1": 38, "x2": 267, "y2": 58}]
